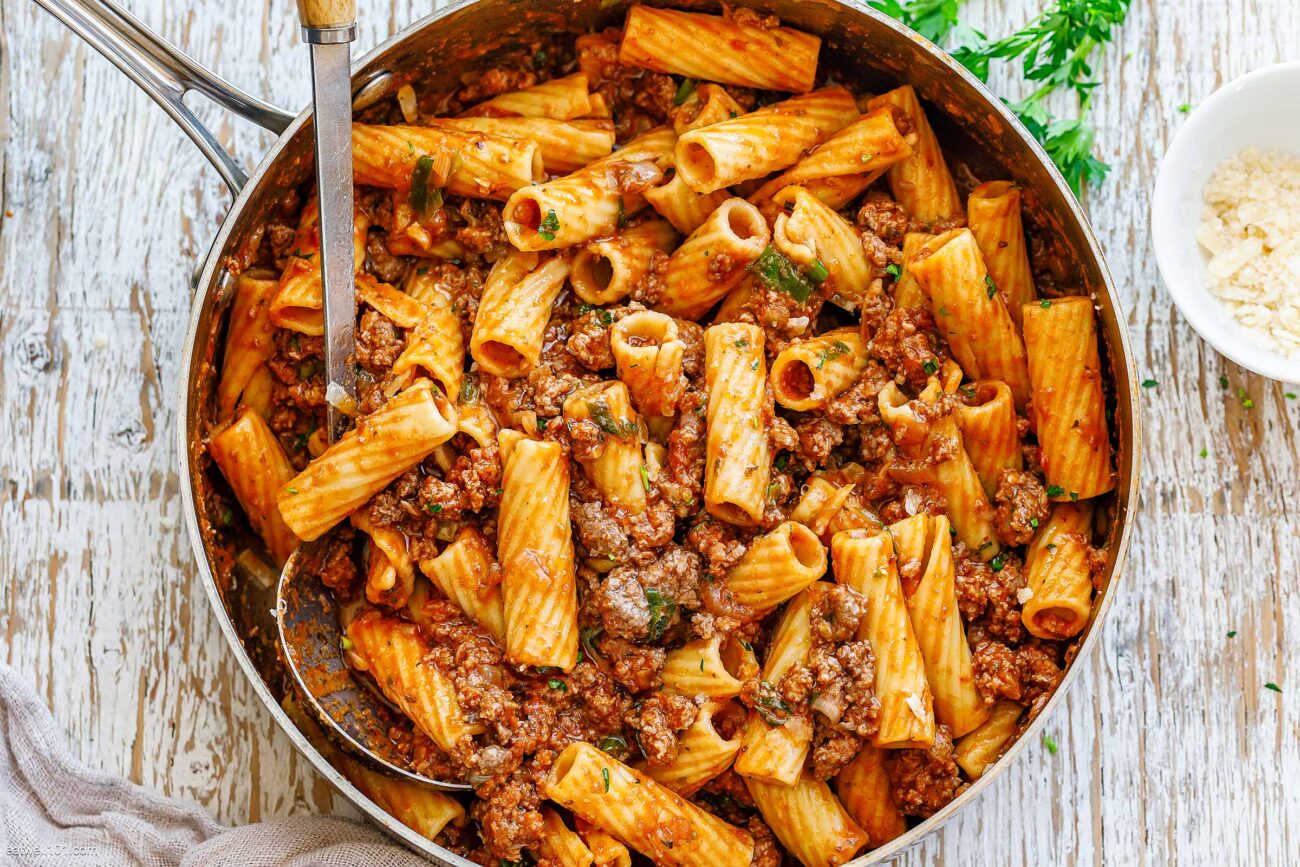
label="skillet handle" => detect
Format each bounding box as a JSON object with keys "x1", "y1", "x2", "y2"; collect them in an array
[{"x1": 32, "y1": 0, "x2": 295, "y2": 194}]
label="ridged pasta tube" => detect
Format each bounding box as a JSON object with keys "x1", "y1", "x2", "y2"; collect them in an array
[
  {"x1": 968, "y1": 181, "x2": 1036, "y2": 328},
  {"x1": 430, "y1": 116, "x2": 614, "y2": 174},
  {"x1": 208, "y1": 408, "x2": 299, "y2": 565},
  {"x1": 638, "y1": 700, "x2": 744, "y2": 795},
  {"x1": 563, "y1": 381, "x2": 647, "y2": 514},
  {"x1": 610, "y1": 310, "x2": 686, "y2": 417},
  {"x1": 702, "y1": 323, "x2": 771, "y2": 526},
  {"x1": 721, "y1": 520, "x2": 828, "y2": 609},
  {"x1": 769, "y1": 327, "x2": 869, "y2": 411},
  {"x1": 867, "y1": 85, "x2": 962, "y2": 223},
  {"x1": 659, "y1": 198, "x2": 769, "y2": 319},
  {"x1": 470, "y1": 250, "x2": 571, "y2": 378},
  {"x1": 571, "y1": 219, "x2": 679, "y2": 306},
  {"x1": 745, "y1": 774, "x2": 869, "y2": 867},
  {"x1": 953, "y1": 700, "x2": 1024, "y2": 779},
  {"x1": 835, "y1": 744, "x2": 909, "y2": 848},
  {"x1": 416, "y1": 526, "x2": 506, "y2": 642},
  {"x1": 953, "y1": 380, "x2": 1023, "y2": 498},
  {"x1": 771, "y1": 186, "x2": 873, "y2": 310},
  {"x1": 1022, "y1": 502, "x2": 1096, "y2": 639},
  {"x1": 352, "y1": 122, "x2": 544, "y2": 201}
]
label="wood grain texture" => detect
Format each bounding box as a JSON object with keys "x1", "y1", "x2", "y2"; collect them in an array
[{"x1": 1, "y1": 0, "x2": 1298, "y2": 864}]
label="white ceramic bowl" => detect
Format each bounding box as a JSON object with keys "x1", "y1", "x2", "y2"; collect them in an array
[{"x1": 1151, "y1": 61, "x2": 1300, "y2": 382}]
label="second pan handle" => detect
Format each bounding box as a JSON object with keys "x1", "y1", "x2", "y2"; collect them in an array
[{"x1": 33, "y1": 0, "x2": 297, "y2": 193}]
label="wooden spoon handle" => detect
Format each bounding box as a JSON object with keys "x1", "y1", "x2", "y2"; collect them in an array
[{"x1": 295, "y1": 0, "x2": 355, "y2": 35}]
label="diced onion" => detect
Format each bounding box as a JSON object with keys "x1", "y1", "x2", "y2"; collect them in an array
[
  {"x1": 396, "y1": 84, "x2": 419, "y2": 123},
  {"x1": 236, "y1": 548, "x2": 278, "y2": 591}
]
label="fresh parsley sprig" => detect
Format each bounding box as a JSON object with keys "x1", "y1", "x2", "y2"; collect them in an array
[{"x1": 874, "y1": 0, "x2": 1132, "y2": 194}]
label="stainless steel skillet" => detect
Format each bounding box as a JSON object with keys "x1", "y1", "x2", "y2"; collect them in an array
[{"x1": 35, "y1": 0, "x2": 1142, "y2": 863}]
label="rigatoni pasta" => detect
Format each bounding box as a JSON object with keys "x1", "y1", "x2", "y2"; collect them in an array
[
  {"x1": 968, "y1": 181, "x2": 1036, "y2": 327},
  {"x1": 868, "y1": 85, "x2": 962, "y2": 223},
  {"x1": 1022, "y1": 296, "x2": 1115, "y2": 500},
  {"x1": 745, "y1": 774, "x2": 869, "y2": 867},
  {"x1": 769, "y1": 327, "x2": 868, "y2": 411},
  {"x1": 954, "y1": 700, "x2": 1025, "y2": 779},
  {"x1": 209, "y1": 407, "x2": 299, "y2": 565},
  {"x1": 703, "y1": 323, "x2": 771, "y2": 526},
  {"x1": 1022, "y1": 502, "x2": 1097, "y2": 639},
  {"x1": 470, "y1": 250, "x2": 571, "y2": 378},
  {"x1": 570, "y1": 219, "x2": 678, "y2": 306},
  {"x1": 609, "y1": 310, "x2": 686, "y2": 417},
  {"x1": 619, "y1": 6, "x2": 821, "y2": 93},
  {"x1": 658, "y1": 197, "x2": 769, "y2": 319}
]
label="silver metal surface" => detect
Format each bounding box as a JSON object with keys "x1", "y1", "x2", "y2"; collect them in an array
[
  {"x1": 39, "y1": 1, "x2": 1143, "y2": 864},
  {"x1": 33, "y1": 0, "x2": 294, "y2": 192},
  {"x1": 306, "y1": 39, "x2": 360, "y2": 441},
  {"x1": 275, "y1": 545, "x2": 472, "y2": 791},
  {"x1": 303, "y1": 23, "x2": 359, "y2": 43}
]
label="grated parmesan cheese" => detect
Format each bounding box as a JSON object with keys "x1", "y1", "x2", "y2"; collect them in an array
[
  {"x1": 1197, "y1": 147, "x2": 1300, "y2": 356},
  {"x1": 905, "y1": 692, "x2": 926, "y2": 721},
  {"x1": 1017, "y1": 586, "x2": 1035, "y2": 605}
]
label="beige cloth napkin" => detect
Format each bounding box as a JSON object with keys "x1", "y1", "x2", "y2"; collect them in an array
[{"x1": 0, "y1": 663, "x2": 433, "y2": 866}]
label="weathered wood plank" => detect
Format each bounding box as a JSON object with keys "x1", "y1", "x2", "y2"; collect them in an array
[{"x1": 1, "y1": 0, "x2": 1297, "y2": 864}]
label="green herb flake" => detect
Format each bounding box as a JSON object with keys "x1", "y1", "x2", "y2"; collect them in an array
[
  {"x1": 547, "y1": 678, "x2": 567, "y2": 692},
  {"x1": 537, "y1": 417, "x2": 548, "y2": 432},
  {"x1": 1069, "y1": 491, "x2": 1080, "y2": 502},
  {"x1": 922, "y1": 359, "x2": 939, "y2": 375},
  {"x1": 586, "y1": 399, "x2": 639, "y2": 438},
  {"x1": 990, "y1": 554, "x2": 1005, "y2": 572},
  {"x1": 673, "y1": 77, "x2": 698, "y2": 106},
  {"x1": 1265, "y1": 682, "x2": 1282, "y2": 693},
  {"x1": 340, "y1": 636, "x2": 354, "y2": 651},
  {"x1": 409, "y1": 155, "x2": 439, "y2": 215},
  {"x1": 1227, "y1": 630, "x2": 1237, "y2": 638},
  {"x1": 286, "y1": 487, "x2": 299, "y2": 495},
  {"x1": 537, "y1": 208, "x2": 561, "y2": 241},
  {"x1": 534, "y1": 48, "x2": 548, "y2": 64},
  {"x1": 1043, "y1": 734, "x2": 1059, "y2": 754},
  {"x1": 458, "y1": 378, "x2": 479, "y2": 405},
  {"x1": 755, "y1": 681, "x2": 793, "y2": 727},
  {"x1": 806, "y1": 259, "x2": 830, "y2": 284},
  {"x1": 219, "y1": 507, "x2": 234, "y2": 527},
  {"x1": 1046, "y1": 484, "x2": 1065, "y2": 498},
  {"x1": 1199, "y1": 446, "x2": 1208, "y2": 458},
  {"x1": 644, "y1": 588, "x2": 678, "y2": 641},
  {"x1": 1040, "y1": 299, "x2": 1052, "y2": 308},
  {"x1": 640, "y1": 464, "x2": 651, "y2": 492},
  {"x1": 598, "y1": 734, "x2": 628, "y2": 756},
  {"x1": 1219, "y1": 376, "x2": 1230, "y2": 389},
  {"x1": 700, "y1": 658, "x2": 706, "y2": 672},
  {"x1": 602, "y1": 766, "x2": 611, "y2": 792},
  {"x1": 1177, "y1": 103, "x2": 1192, "y2": 114},
  {"x1": 1141, "y1": 379, "x2": 1158, "y2": 389},
  {"x1": 984, "y1": 274, "x2": 997, "y2": 299},
  {"x1": 885, "y1": 263, "x2": 902, "y2": 279},
  {"x1": 1288, "y1": 393, "x2": 1299, "y2": 400},
  {"x1": 774, "y1": 454, "x2": 788, "y2": 470},
  {"x1": 616, "y1": 197, "x2": 629, "y2": 229},
  {"x1": 424, "y1": 502, "x2": 443, "y2": 515},
  {"x1": 749, "y1": 245, "x2": 815, "y2": 304}
]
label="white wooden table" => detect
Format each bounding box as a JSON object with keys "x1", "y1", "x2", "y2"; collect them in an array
[{"x1": 2, "y1": 0, "x2": 1297, "y2": 863}]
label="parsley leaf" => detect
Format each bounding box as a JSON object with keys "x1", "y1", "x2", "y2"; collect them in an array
[
  {"x1": 749, "y1": 245, "x2": 815, "y2": 304},
  {"x1": 537, "y1": 209, "x2": 561, "y2": 241},
  {"x1": 1043, "y1": 733, "x2": 1059, "y2": 754}
]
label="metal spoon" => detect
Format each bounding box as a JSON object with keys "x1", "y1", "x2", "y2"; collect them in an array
[
  {"x1": 276, "y1": 543, "x2": 470, "y2": 791},
  {"x1": 275, "y1": 0, "x2": 468, "y2": 792}
]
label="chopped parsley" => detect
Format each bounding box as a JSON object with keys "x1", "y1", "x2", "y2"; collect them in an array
[
  {"x1": 922, "y1": 359, "x2": 939, "y2": 375},
  {"x1": 885, "y1": 263, "x2": 902, "y2": 279},
  {"x1": 616, "y1": 197, "x2": 629, "y2": 229},
  {"x1": 1030, "y1": 517, "x2": 1039, "y2": 528},
  {"x1": 409, "y1": 155, "x2": 443, "y2": 216},
  {"x1": 1141, "y1": 379, "x2": 1158, "y2": 388},
  {"x1": 755, "y1": 681, "x2": 792, "y2": 727},
  {"x1": 1040, "y1": 299, "x2": 1052, "y2": 308},
  {"x1": 218, "y1": 507, "x2": 234, "y2": 526},
  {"x1": 458, "y1": 378, "x2": 479, "y2": 405},
  {"x1": 1218, "y1": 375, "x2": 1229, "y2": 389},
  {"x1": 1287, "y1": 392, "x2": 1298, "y2": 400},
  {"x1": 990, "y1": 554, "x2": 1005, "y2": 572},
  {"x1": 1069, "y1": 491, "x2": 1080, "y2": 502},
  {"x1": 1227, "y1": 630, "x2": 1237, "y2": 638},
  {"x1": 598, "y1": 734, "x2": 629, "y2": 757},
  {"x1": 537, "y1": 208, "x2": 561, "y2": 241},
  {"x1": 602, "y1": 767, "x2": 611, "y2": 792},
  {"x1": 774, "y1": 454, "x2": 788, "y2": 470},
  {"x1": 1199, "y1": 446, "x2": 1208, "y2": 458},
  {"x1": 424, "y1": 502, "x2": 443, "y2": 514},
  {"x1": 1237, "y1": 386, "x2": 1254, "y2": 409},
  {"x1": 534, "y1": 48, "x2": 548, "y2": 64},
  {"x1": 537, "y1": 417, "x2": 548, "y2": 432},
  {"x1": 286, "y1": 487, "x2": 299, "y2": 495},
  {"x1": 639, "y1": 464, "x2": 651, "y2": 492},
  {"x1": 586, "y1": 399, "x2": 639, "y2": 438},
  {"x1": 1265, "y1": 682, "x2": 1282, "y2": 693},
  {"x1": 673, "y1": 77, "x2": 698, "y2": 106},
  {"x1": 1046, "y1": 484, "x2": 1065, "y2": 498},
  {"x1": 806, "y1": 259, "x2": 830, "y2": 284},
  {"x1": 1176, "y1": 103, "x2": 1192, "y2": 114},
  {"x1": 1043, "y1": 734, "x2": 1058, "y2": 754},
  {"x1": 644, "y1": 588, "x2": 677, "y2": 641},
  {"x1": 984, "y1": 274, "x2": 997, "y2": 299},
  {"x1": 547, "y1": 678, "x2": 567, "y2": 692},
  {"x1": 815, "y1": 340, "x2": 852, "y2": 369},
  {"x1": 749, "y1": 245, "x2": 814, "y2": 304}
]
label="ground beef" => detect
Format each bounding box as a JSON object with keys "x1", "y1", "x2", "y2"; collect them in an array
[
  {"x1": 747, "y1": 818, "x2": 782, "y2": 867},
  {"x1": 624, "y1": 692, "x2": 697, "y2": 764},
  {"x1": 454, "y1": 200, "x2": 509, "y2": 259},
  {"x1": 954, "y1": 549, "x2": 1027, "y2": 644},
  {"x1": 662, "y1": 392, "x2": 706, "y2": 515},
  {"x1": 888, "y1": 725, "x2": 964, "y2": 817},
  {"x1": 570, "y1": 498, "x2": 631, "y2": 562},
  {"x1": 567, "y1": 308, "x2": 618, "y2": 370},
  {"x1": 576, "y1": 30, "x2": 675, "y2": 141},
  {"x1": 686, "y1": 519, "x2": 750, "y2": 578},
  {"x1": 971, "y1": 637, "x2": 1022, "y2": 703},
  {"x1": 364, "y1": 229, "x2": 409, "y2": 284},
  {"x1": 836, "y1": 640, "x2": 881, "y2": 736},
  {"x1": 795, "y1": 417, "x2": 844, "y2": 469},
  {"x1": 868, "y1": 307, "x2": 941, "y2": 389},
  {"x1": 458, "y1": 67, "x2": 537, "y2": 106},
  {"x1": 856, "y1": 191, "x2": 916, "y2": 247},
  {"x1": 1017, "y1": 639, "x2": 1065, "y2": 710},
  {"x1": 314, "y1": 532, "x2": 358, "y2": 593},
  {"x1": 993, "y1": 468, "x2": 1050, "y2": 547},
  {"x1": 810, "y1": 724, "x2": 865, "y2": 780},
  {"x1": 825, "y1": 361, "x2": 892, "y2": 426},
  {"x1": 628, "y1": 250, "x2": 670, "y2": 305},
  {"x1": 598, "y1": 637, "x2": 665, "y2": 694},
  {"x1": 471, "y1": 773, "x2": 543, "y2": 860},
  {"x1": 860, "y1": 228, "x2": 899, "y2": 272},
  {"x1": 444, "y1": 445, "x2": 502, "y2": 513},
  {"x1": 355, "y1": 310, "x2": 404, "y2": 375},
  {"x1": 594, "y1": 569, "x2": 652, "y2": 639}
]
